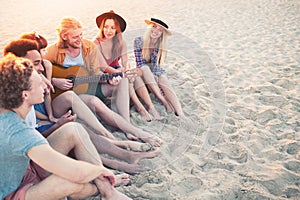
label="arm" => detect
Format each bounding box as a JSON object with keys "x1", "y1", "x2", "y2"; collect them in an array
[
  {"x1": 134, "y1": 37, "x2": 147, "y2": 67},
  {"x1": 45, "y1": 44, "x2": 73, "y2": 90},
  {"x1": 120, "y1": 40, "x2": 129, "y2": 71},
  {"x1": 28, "y1": 144, "x2": 111, "y2": 183},
  {"x1": 42, "y1": 60, "x2": 59, "y2": 122},
  {"x1": 93, "y1": 39, "x2": 121, "y2": 74},
  {"x1": 40, "y1": 111, "x2": 77, "y2": 138}
]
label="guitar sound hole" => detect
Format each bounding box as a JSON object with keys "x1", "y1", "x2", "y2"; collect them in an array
[{"x1": 67, "y1": 76, "x2": 76, "y2": 86}]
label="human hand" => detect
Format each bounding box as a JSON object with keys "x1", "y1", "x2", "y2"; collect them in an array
[
  {"x1": 98, "y1": 168, "x2": 116, "y2": 186},
  {"x1": 48, "y1": 115, "x2": 59, "y2": 123},
  {"x1": 56, "y1": 110, "x2": 77, "y2": 127},
  {"x1": 40, "y1": 74, "x2": 54, "y2": 94},
  {"x1": 108, "y1": 76, "x2": 122, "y2": 86},
  {"x1": 52, "y1": 78, "x2": 73, "y2": 90}
]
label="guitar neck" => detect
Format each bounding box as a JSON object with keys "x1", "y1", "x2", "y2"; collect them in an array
[{"x1": 73, "y1": 72, "x2": 124, "y2": 84}]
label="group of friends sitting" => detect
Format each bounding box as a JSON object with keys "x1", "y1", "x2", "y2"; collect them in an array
[{"x1": 0, "y1": 10, "x2": 184, "y2": 200}]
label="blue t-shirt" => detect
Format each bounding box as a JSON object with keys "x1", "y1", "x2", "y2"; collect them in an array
[{"x1": 0, "y1": 111, "x2": 48, "y2": 199}]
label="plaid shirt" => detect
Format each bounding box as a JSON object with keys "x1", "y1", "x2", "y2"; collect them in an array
[{"x1": 134, "y1": 37, "x2": 165, "y2": 76}]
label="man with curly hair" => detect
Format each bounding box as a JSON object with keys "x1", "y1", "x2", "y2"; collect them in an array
[{"x1": 0, "y1": 54, "x2": 131, "y2": 199}]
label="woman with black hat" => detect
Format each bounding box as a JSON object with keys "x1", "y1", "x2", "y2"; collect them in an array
[
  {"x1": 93, "y1": 10, "x2": 163, "y2": 123},
  {"x1": 133, "y1": 18, "x2": 185, "y2": 117}
]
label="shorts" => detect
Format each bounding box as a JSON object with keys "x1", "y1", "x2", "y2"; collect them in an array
[
  {"x1": 36, "y1": 123, "x2": 55, "y2": 133},
  {"x1": 86, "y1": 83, "x2": 106, "y2": 100},
  {"x1": 5, "y1": 161, "x2": 47, "y2": 200}
]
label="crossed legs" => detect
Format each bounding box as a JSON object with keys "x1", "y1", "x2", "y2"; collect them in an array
[{"x1": 26, "y1": 122, "x2": 130, "y2": 199}]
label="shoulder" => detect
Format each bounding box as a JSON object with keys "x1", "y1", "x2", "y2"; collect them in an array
[
  {"x1": 134, "y1": 37, "x2": 143, "y2": 46},
  {"x1": 43, "y1": 59, "x2": 52, "y2": 68},
  {"x1": 46, "y1": 43, "x2": 59, "y2": 51},
  {"x1": 134, "y1": 36, "x2": 143, "y2": 42},
  {"x1": 82, "y1": 39, "x2": 97, "y2": 48}
]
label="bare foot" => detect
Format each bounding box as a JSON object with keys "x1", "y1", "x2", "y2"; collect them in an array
[
  {"x1": 148, "y1": 106, "x2": 164, "y2": 120},
  {"x1": 125, "y1": 133, "x2": 139, "y2": 141},
  {"x1": 114, "y1": 173, "x2": 131, "y2": 187},
  {"x1": 94, "y1": 178, "x2": 132, "y2": 200},
  {"x1": 123, "y1": 140, "x2": 152, "y2": 152},
  {"x1": 128, "y1": 148, "x2": 160, "y2": 164},
  {"x1": 164, "y1": 102, "x2": 174, "y2": 113},
  {"x1": 140, "y1": 135, "x2": 163, "y2": 147},
  {"x1": 137, "y1": 107, "x2": 153, "y2": 122}
]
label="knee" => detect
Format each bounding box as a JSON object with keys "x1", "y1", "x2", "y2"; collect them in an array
[
  {"x1": 120, "y1": 77, "x2": 129, "y2": 87},
  {"x1": 63, "y1": 122, "x2": 88, "y2": 138},
  {"x1": 59, "y1": 91, "x2": 77, "y2": 103}
]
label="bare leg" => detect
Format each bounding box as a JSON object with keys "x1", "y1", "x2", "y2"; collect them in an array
[
  {"x1": 129, "y1": 83, "x2": 153, "y2": 121},
  {"x1": 27, "y1": 122, "x2": 129, "y2": 199},
  {"x1": 86, "y1": 128, "x2": 160, "y2": 164},
  {"x1": 107, "y1": 138, "x2": 152, "y2": 152},
  {"x1": 101, "y1": 156, "x2": 145, "y2": 175},
  {"x1": 158, "y1": 75, "x2": 185, "y2": 117},
  {"x1": 102, "y1": 79, "x2": 130, "y2": 122},
  {"x1": 140, "y1": 66, "x2": 173, "y2": 112},
  {"x1": 134, "y1": 76, "x2": 163, "y2": 120},
  {"x1": 26, "y1": 173, "x2": 98, "y2": 200},
  {"x1": 94, "y1": 178, "x2": 132, "y2": 200},
  {"x1": 102, "y1": 80, "x2": 138, "y2": 140},
  {"x1": 80, "y1": 94, "x2": 163, "y2": 147},
  {"x1": 52, "y1": 91, "x2": 115, "y2": 139}
]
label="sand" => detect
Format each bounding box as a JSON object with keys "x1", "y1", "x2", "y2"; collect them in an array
[{"x1": 0, "y1": 0, "x2": 299, "y2": 199}]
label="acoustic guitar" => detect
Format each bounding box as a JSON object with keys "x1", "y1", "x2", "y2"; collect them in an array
[{"x1": 51, "y1": 65, "x2": 141, "y2": 99}]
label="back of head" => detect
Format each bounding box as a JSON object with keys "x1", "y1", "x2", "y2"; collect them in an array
[
  {"x1": 20, "y1": 32, "x2": 48, "y2": 51},
  {"x1": 0, "y1": 53, "x2": 33, "y2": 109},
  {"x1": 3, "y1": 39, "x2": 39, "y2": 57}
]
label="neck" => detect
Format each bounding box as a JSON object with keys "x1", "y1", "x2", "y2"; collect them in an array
[
  {"x1": 150, "y1": 38, "x2": 158, "y2": 47},
  {"x1": 12, "y1": 104, "x2": 32, "y2": 119},
  {"x1": 66, "y1": 46, "x2": 80, "y2": 57}
]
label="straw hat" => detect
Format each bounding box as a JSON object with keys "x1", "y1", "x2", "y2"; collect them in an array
[
  {"x1": 96, "y1": 10, "x2": 126, "y2": 32},
  {"x1": 145, "y1": 18, "x2": 172, "y2": 35}
]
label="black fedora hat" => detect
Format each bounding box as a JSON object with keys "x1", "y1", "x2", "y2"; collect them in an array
[
  {"x1": 96, "y1": 10, "x2": 126, "y2": 32},
  {"x1": 145, "y1": 18, "x2": 172, "y2": 35}
]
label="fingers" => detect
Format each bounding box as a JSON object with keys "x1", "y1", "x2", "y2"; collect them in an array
[{"x1": 108, "y1": 76, "x2": 122, "y2": 85}]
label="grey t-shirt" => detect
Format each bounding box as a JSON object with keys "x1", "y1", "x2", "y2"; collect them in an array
[{"x1": 0, "y1": 111, "x2": 48, "y2": 198}]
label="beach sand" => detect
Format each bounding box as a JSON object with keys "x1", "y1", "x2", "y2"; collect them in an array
[
  {"x1": 0, "y1": 0, "x2": 299, "y2": 199},
  {"x1": 98, "y1": 0, "x2": 299, "y2": 199}
]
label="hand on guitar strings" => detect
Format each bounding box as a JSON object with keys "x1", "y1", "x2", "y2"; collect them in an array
[
  {"x1": 108, "y1": 76, "x2": 122, "y2": 85},
  {"x1": 52, "y1": 77, "x2": 74, "y2": 90}
]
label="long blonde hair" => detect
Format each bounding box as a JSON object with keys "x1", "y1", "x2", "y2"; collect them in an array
[
  {"x1": 142, "y1": 24, "x2": 168, "y2": 65},
  {"x1": 57, "y1": 17, "x2": 83, "y2": 48},
  {"x1": 95, "y1": 17, "x2": 123, "y2": 60}
]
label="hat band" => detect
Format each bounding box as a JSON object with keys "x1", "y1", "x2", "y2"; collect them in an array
[{"x1": 151, "y1": 18, "x2": 168, "y2": 29}]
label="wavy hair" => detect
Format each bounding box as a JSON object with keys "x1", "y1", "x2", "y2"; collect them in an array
[
  {"x1": 20, "y1": 32, "x2": 48, "y2": 52},
  {"x1": 95, "y1": 17, "x2": 123, "y2": 61},
  {"x1": 0, "y1": 53, "x2": 33, "y2": 109},
  {"x1": 56, "y1": 17, "x2": 83, "y2": 48}
]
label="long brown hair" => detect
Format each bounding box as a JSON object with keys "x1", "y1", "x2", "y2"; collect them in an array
[{"x1": 96, "y1": 17, "x2": 123, "y2": 60}]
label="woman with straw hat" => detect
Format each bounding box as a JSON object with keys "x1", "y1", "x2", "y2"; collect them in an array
[{"x1": 134, "y1": 18, "x2": 184, "y2": 117}]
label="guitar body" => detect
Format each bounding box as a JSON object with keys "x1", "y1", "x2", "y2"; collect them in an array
[{"x1": 51, "y1": 65, "x2": 90, "y2": 99}]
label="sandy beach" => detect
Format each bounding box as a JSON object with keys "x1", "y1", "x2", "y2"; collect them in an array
[{"x1": 0, "y1": 0, "x2": 299, "y2": 199}]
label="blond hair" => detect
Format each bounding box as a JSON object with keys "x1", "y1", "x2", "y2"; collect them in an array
[
  {"x1": 142, "y1": 24, "x2": 168, "y2": 65},
  {"x1": 57, "y1": 17, "x2": 83, "y2": 48}
]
